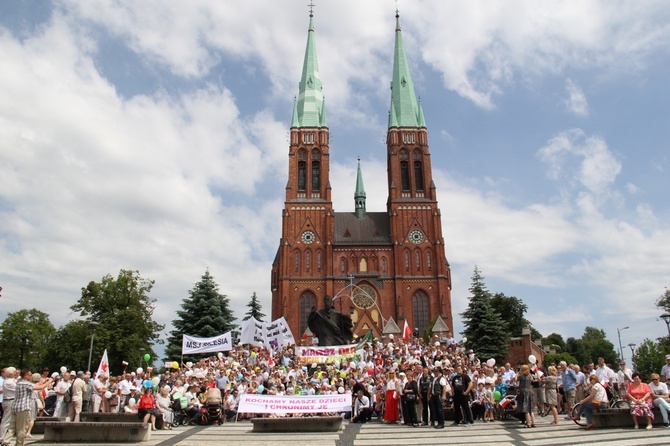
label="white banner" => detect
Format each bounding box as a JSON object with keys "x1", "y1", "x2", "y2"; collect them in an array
[
  {"x1": 239, "y1": 317, "x2": 296, "y2": 347},
  {"x1": 295, "y1": 344, "x2": 358, "y2": 363},
  {"x1": 238, "y1": 394, "x2": 351, "y2": 414},
  {"x1": 182, "y1": 332, "x2": 232, "y2": 354}
]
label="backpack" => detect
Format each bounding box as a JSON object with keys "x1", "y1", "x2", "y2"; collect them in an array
[{"x1": 63, "y1": 382, "x2": 74, "y2": 403}]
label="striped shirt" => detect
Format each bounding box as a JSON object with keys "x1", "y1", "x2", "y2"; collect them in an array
[{"x1": 12, "y1": 380, "x2": 35, "y2": 413}]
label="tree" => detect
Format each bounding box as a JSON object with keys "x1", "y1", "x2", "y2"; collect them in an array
[
  {"x1": 243, "y1": 292, "x2": 266, "y2": 322},
  {"x1": 543, "y1": 333, "x2": 566, "y2": 353},
  {"x1": 542, "y1": 352, "x2": 579, "y2": 367},
  {"x1": 656, "y1": 288, "x2": 670, "y2": 313},
  {"x1": 490, "y1": 292, "x2": 531, "y2": 338},
  {"x1": 42, "y1": 320, "x2": 93, "y2": 372},
  {"x1": 461, "y1": 267, "x2": 509, "y2": 363},
  {"x1": 0, "y1": 309, "x2": 55, "y2": 369},
  {"x1": 166, "y1": 270, "x2": 236, "y2": 361},
  {"x1": 565, "y1": 327, "x2": 618, "y2": 366},
  {"x1": 71, "y1": 269, "x2": 164, "y2": 374},
  {"x1": 633, "y1": 339, "x2": 667, "y2": 381}
]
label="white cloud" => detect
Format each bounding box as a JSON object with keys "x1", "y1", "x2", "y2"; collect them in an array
[{"x1": 564, "y1": 79, "x2": 590, "y2": 116}]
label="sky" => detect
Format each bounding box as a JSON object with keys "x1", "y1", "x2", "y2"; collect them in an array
[{"x1": 1, "y1": 0, "x2": 669, "y2": 364}]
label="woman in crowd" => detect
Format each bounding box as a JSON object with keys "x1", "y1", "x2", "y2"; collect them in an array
[
  {"x1": 155, "y1": 387, "x2": 173, "y2": 429},
  {"x1": 573, "y1": 374, "x2": 607, "y2": 430},
  {"x1": 402, "y1": 370, "x2": 419, "y2": 427},
  {"x1": 626, "y1": 372, "x2": 654, "y2": 429},
  {"x1": 543, "y1": 366, "x2": 559, "y2": 424},
  {"x1": 137, "y1": 387, "x2": 159, "y2": 431},
  {"x1": 517, "y1": 364, "x2": 535, "y2": 428},
  {"x1": 383, "y1": 370, "x2": 400, "y2": 423}
]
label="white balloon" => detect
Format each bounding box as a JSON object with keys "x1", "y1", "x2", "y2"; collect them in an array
[
  {"x1": 486, "y1": 358, "x2": 496, "y2": 367},
  {"x1": 60, "y1": 366, "x2": 67, "y2": 374},
  {"x1": 104, "y1": 391, "x2": 112, "y2": 399},
  {"x1": 462, "y1": 337, "x2": 467, "y2": 343},
  {"x1": 152, "y1": 376, "x2": 160, "y2": 386},
  {"x1": 528, "y1": 354, "x2": 537, "y2": 364},
  {"x1": 136, "y1": 367, "x2": 143, "y2": 374},
  {"x1": 218, "y1": 352, "x2": 224, "y2": 359},
  {"x1": 389, "y1": 334, "x2": 394, "y2": 339},
  {"x1": 128, "y1": 398, "x2": 136, "y2": 406}
]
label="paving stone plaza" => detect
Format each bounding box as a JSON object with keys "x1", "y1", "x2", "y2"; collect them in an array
[{"x1": 22, "y1": 415, "x2": 670, "y2": 446}]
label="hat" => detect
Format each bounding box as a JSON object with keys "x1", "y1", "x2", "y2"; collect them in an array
[
  {"x1": 69, "y1": 371, "x2": 76, "y2": 376},
  {"x1": 666, "y1": 355, "x2": 670, "y2": 360}
]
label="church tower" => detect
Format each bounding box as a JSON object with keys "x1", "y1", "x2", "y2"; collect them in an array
[{"x1": 272, "y1": 10, "x2": 452, "y2": 341}]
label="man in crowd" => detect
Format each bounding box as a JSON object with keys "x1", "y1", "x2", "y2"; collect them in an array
[
  {"x1": 67, "y1": 371, "x2": 87, "y2": 422},
  {"x1": 90, "y1": 374, "x2": 107, "y2": 413},
  {"x1": 451, "y1": 364, "x2": 473, "y2": 426},
  {"x1": 2, "y1": 370, "x2": 52, "y2": 446},
  {"x1": 560, "y1": 361, "x2": 578, "y2": 419},
  {"x1": 0, "y1": 368, "x2": 17, "y2": 439},
  {"x1": 352, "y1": 388, "x2": 372, "y2": 423},
  {"x1": 429, "y1": 367, "x2": 447, "y2": 429}
]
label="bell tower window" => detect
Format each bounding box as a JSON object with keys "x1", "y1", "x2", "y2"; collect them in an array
[
  {"x1": 413, "y1": 150, "x2": 424, "y2": 192},
  {"x1": 399, "y1": 150, "x2": 410, "y2": 192}
]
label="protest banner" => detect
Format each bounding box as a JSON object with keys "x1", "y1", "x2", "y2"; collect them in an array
[
  {"x1": 238, "y1": 394, "x2": 351, "y2": 414},
  {"x1": 182, "y1": 332, "x2": 232, "y2": 354}
]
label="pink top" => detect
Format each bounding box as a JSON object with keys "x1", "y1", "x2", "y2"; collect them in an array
[{"x1": 627, "y1": 382, "x2": 652, "y2": 403}]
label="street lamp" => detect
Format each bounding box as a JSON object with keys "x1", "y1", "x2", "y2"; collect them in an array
[
  {"x1": 627, "y1": 343, "x2": 637, "y2": 366},
  {"x1": 617, "y1": 326, "x2": 629, "y2": 361},
  {"x1": 139, "y1": 348, "x2": 146, "y2": 369},
  {"x1": 661, "y1": 313, "x2": 670, "y2": 337},
  {"x1": 87, "y1": 321, "x2": 99, "y2": 373}
]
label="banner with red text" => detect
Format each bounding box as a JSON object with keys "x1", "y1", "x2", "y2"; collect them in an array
[
  {"x1": 295, "y1": 344, "x2": 358, "y2": 363},
  {"x1": 238, "y1": 394, "x2": 351, "y2": 414}
]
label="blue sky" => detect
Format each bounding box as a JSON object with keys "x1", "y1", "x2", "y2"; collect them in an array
[{"x1": 1, "y1": 0, "x2": 669, "y2": 363}]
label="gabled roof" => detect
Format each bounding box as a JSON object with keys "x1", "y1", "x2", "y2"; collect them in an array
[{"x1": 333, "y1": 212, "x2": 391, "y2": 245}]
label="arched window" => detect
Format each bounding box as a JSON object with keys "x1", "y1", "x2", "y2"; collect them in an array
[
  {"x1": 399, "y1": 150, "x2": 410, "y2": 191},
  {"x1": 311, "y1": 161, "x2": 320, "y2": 191},
  {"x1": 317, "y1": 251, "x2": 322, "y2": 272},
  {"x1": 359, "y1": 258, "x2": 367, "y2": 272},
  {"x1": 413, "y1": 150, "x2": 424, "y2": 191},
  {"x1": 299, "y1": 291, "x2": 316, "y2": 336},
  {"x1": 297, "y1": 149, "x2": 307, "y2": 191},
  {"x1": 305, "y1": 251, "x2": 311, "y2": 272},
  {"x1": 294, "y1": 251, "x2": 300, "y2": 273},
  {"x1": 340, "y1": 258, "x2": 346, "y2": 274},
  {"x1": 415, "y1": 250, "x2": 421, "y2": 270},
  {"x1": 381, "y1": 257, "x2": 387, "y2": 274},
  {"x1": 404, "y1": 251, "x2": 410, "y2": 271},
  {"x1": 426, "y1": 251, "x2": 432, "y2": 270},
  {"x1": 412, "y1": 290, "x2": 430, "y2": 335}
]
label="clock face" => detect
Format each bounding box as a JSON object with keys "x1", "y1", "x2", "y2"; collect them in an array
[
  {"x1": 352, "y1": 284, "x2": 376, "y2": 309},
  {"x1": 301, "y1": 230, "x2": 315, "y2": 244},
  {"x1": 409, "y1": 229, "x2": 424, "y2": 244}
]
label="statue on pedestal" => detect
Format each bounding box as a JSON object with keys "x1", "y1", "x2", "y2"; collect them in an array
[{"x1": 307, "y1": 295, "x2": 354, "y2": 346}]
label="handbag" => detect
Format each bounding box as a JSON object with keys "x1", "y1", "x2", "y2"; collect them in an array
[{"x1": 405, "y1": 393, "x2": 417, "y2": 402}]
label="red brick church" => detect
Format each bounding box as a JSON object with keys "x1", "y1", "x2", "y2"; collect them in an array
[{"x1": 271, "y1": 10, "x2": 453, "y2": 341}]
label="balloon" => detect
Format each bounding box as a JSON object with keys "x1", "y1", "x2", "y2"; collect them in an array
[
  {"x1": 339, "y1": 371, "x2": 347, "y2": 378},
  {"x1": 217, "y1": 352, "x2": 224, "y2": 359},
  {"x1": 60, "y1": 366, "x2": 67, "y2": 374},
  {"x1": 486, "y1": 358, "x2": 496, "y2": 367},
  {"x1": 493, "y1": 391, "x2": 501, "y2": 401},
  {"x1": 186, "y1": 362, "x2": 193, "y2": 368},
  {"x1": 389, "y1": 334, "x2": 394, "y2": 339},
  {"x1": 136, "y1": 367, "x2": 143, "y2": 374},
  {"x1": 367, "y1": 368, "x2": 374, "y2": 375},
  {"x1": 152, "y1": 376, "x2": 160, "y2": 386},
  {"x1": 257, "y1": 385, "x2": 265, "y2": 393},
  {"x1": 143, "y1": 353, "x2": 150, "y2": 362},
  {"x1": 172, "y1": 361, "x2": 179, "y2": 369},
  {"x1": 143, "y1": 379, "x2": 153, "y2": 388},
  {"x1": 104, "y1": 391, "x2": 112, "y2": 399},
  {"x1": 237, "y1": 373, "x2": 243, "y2": 380},
  {"x1": 462, "y1": 337, "x2": 467, "y2": 343},
  {"x1": 528, "y1": 355, "x2": 537, "y2": 364},
  {"x1": 128, "y1": 398, "x2": 136, "y2": 406},
  {"x1": 338, "y1": 386, "x2": 344, "y2": 394}
]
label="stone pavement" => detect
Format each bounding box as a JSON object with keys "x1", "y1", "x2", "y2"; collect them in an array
[{"x1": 21, "y1": 415, "x2": 670, "y2": 445}]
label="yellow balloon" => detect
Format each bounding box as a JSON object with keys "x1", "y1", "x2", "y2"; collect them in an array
[
  {"x1": 172, "y1": 361, "x2": 179, "y2": 369},
  {"x1": 339, "y1": 371, "x2": 347, "y2": 378}
]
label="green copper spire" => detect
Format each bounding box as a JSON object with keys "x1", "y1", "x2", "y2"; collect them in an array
[
  {"x1": 354, "y1": 157, "x2": 366, "y2": 219},
  {"x1": 294, "y1": 13, "x2": 327, "y2": 128},
  {"x1": 389, "y1": 11, "x2": 422, "y2": 128}
]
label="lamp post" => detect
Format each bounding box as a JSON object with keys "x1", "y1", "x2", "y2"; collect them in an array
[
  {"x1": 661, "y1": 313, "x2": 670, "y2": 337},
  {"x1": 617, "y1": 326, "x2": 629, "y2": 362},
  {"x1": 627, "y1": 343, "x2": 637, "y2": 367},
  {"x1": 87, "y1": 322, "x2": 99, "y2": 373},
  {"x1": 139, "y1": 348, "x2": 146, "y2": 369}
]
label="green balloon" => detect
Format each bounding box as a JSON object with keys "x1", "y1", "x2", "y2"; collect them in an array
[
  {"x1": 143, "y1": 353, "x2": 150, "y2": 362},
  {"x1": 493, "y1": 390, "x2": 501, "y2": 401}
]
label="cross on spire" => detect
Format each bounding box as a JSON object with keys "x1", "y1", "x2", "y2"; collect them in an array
[{"x1": 308, "y1": 1, "x2": 315, "y2": 17}]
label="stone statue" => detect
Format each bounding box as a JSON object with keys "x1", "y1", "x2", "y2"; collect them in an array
[{"x1": 307, "y1": 295, "x2": 354, "y2": 346}]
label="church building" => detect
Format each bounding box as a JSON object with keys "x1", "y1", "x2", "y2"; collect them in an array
[{"x1": 271, "y1": 10, "x2": 453, "y2": 341}]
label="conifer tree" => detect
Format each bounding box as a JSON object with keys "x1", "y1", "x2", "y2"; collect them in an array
[
  {"x1": 166, "y1": 270, "x2": 236, "y2": 360},
  {"x1": 243, "y1": 292, "x2": 266, "y2": 321},
  {"x1": 461, "y1": 266, "x2": 509, "y2": 363}
]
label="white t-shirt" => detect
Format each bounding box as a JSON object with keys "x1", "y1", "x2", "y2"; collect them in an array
[{"x1": 648, "y1": 381, "x2": 669, "y2": 406}]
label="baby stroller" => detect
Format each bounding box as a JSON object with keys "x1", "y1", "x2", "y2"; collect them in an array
[
  {"x1": 194, "y1": 404, "x2": 224, "y2": 425},
  {"x1": 171, "y1": 393, "x2": 191, "y2": 427}
]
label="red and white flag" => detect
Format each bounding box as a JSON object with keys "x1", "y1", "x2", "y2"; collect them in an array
[
  {"x1": 96, "y1": 349, "x2": 110, "y2": 377},
  {"x1": 403, "y1": 320, "x2": 412, "y2": 342}
]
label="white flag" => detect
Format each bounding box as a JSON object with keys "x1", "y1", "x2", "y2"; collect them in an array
[{"x1": 96, "y1": 349, "x2": 110, "y2": 377}]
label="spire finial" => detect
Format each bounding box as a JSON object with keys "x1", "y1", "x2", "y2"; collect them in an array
[
  {"x1": 308, "y1": 1, "x2": 315, "y2": 17},
  {"x1": 395, "y1": 0, "x2": 400, "y2": 29}
]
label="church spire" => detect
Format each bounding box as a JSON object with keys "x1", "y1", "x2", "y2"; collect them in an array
[
  {"x1": 354, "y1": 157, "x2": 366, "y2": 219},
  {"x1": 294, "y1": 8, "x2": 327, "y2": 128},
  {"x1": 388, "y1": 10, "x2": 422, "y2": 128}
]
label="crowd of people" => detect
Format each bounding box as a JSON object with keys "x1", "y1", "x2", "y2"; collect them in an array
[{"x1": 1, "y1": 337, "x2": 670, "y2": 444}]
